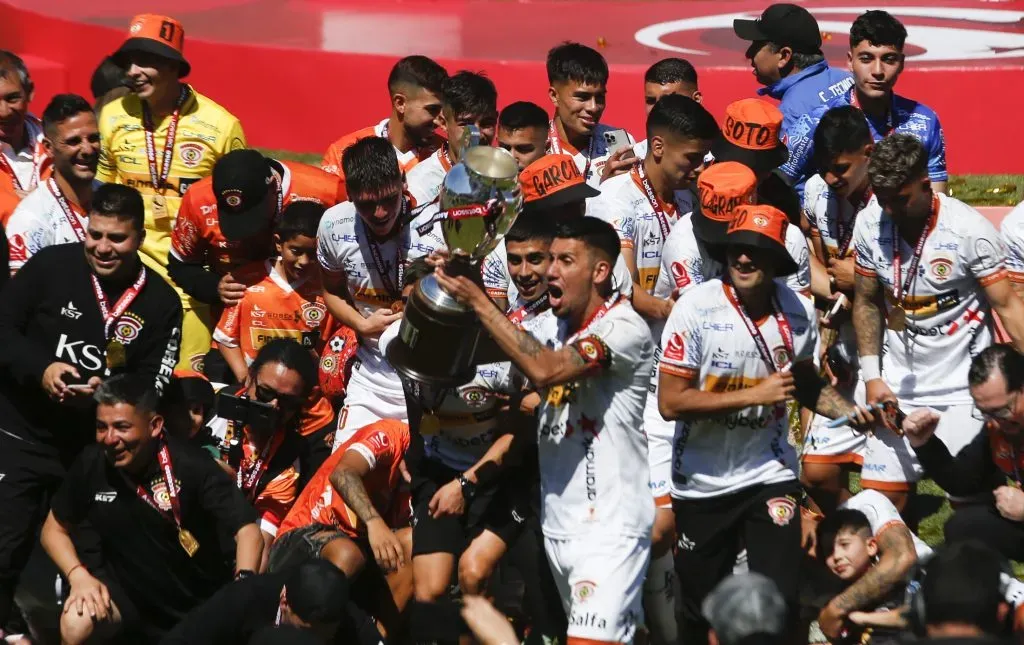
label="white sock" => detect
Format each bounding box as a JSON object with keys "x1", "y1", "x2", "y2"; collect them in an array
[{"x1": 643, "y1": 551, "x2": 679, "y2": 645}]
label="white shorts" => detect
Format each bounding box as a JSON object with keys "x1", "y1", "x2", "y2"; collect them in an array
[
  {"x1": 802, "y1": 379, "x2": 868, "y2": 465},
  {"x1": 545, "y1": 535, "x2": 650, "y2": 643},
  {"x1": 332, "y1": 382, "x2": 408, "y2": 451},
  {"x1": 860, "y1": 401, "x2": 983, "y2": 492},
  {"x1": 643, "y1": 398, "x2": 674, "y2": 508}
]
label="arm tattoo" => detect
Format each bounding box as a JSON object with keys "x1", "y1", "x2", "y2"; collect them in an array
[
  {"x1": 853, "y1": 272, "x2": 884, "y2": 358},
  {"x1": 814, "y1": 384, "x2": 855, "y2": 419},
  {"x1": 479, "y1": 301, "x2": 545, "y2": 358},
  {"x1": 330, "y1": 469, "x2": 381, "y2": 524},
  {"x1": 832, "y1": 525, "x2": 917, "y2": 613}
]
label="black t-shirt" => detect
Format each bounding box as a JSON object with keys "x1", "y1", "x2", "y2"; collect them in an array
[
  {"x1": 50, "y1": 436, "x2": 257, "y2": 630},
  {"x1": 0, "y1": 243, "x2": 182, "y2": 455}
]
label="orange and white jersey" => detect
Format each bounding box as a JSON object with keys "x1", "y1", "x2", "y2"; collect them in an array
[
  {"x1": 320, "y1": 118, "x2": 440, "y2": 179},
  {"x1": 406, "y1": 145, "x2": 453, "y2": 206},
  {"x1": 854, "y1": 193, "x2": 1006, "y2": 405},
  {"x1": 841, "y1": 490, "x2": 932, "y2": 559},
  {"x1": 212, "y1": 259, "x2": 327, "y2": 363},
  {"x1": 0, "y1": 115, "x2": 50, "y2": 196},
  {"x1": 6, "y1": 179, "x2": 99, "y2": 273},
  {"x1": 1000, "y1": 201, "x2": 1024, "y2": 284},
  {"x1": 659, "y1": 279, "x2": 816, "y2": 499},
  {"x1": 547, "y1": 122, "x2": 635, "y2": 188}
]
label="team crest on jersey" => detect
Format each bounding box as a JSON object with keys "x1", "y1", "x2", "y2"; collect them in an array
[
  {"x1": 572, "y1": 580, "x2": 597, "y2": 605},
  {"x1": 766, "y1": 496, "x2": 796, "y2": 526},
  {"x1": 301, "y1": 302, "x2": 327, "y2": 327},
  {"x1": 460, "y1": 386, "x2": 491, "y2": 409},
  {"x1": 150, "y1": 477, "x2": 182, "y2": 512},
  {"x1": 179, "y1": 143, "x2": 205, "y2": 169},
  {"x1": 772, "y1": 346, "x2": 791, "y2": 369},
  {"x1": 929, "y1": 256, "x2": 954, "y2": 282},
  {"x1": 190, "y1": 354, "x2": 205, "y2": 373},
  {"x1": 572, "y1": 335, "x2": 609, "y2": 368},
  {"x1": 664, "y1": 332, "x2": 686, "y2": 362},
  {"x1": 113, "y1": 312, "x2": 144, "y2": 345}
]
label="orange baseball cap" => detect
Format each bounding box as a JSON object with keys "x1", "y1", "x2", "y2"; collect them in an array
[
  {"x1": 692, "y1": 161, "x2": 757, "y2": 245},
  {"x1": 520, "y1": 154, "x2": 599, "y2": 214},
  {"x1": 113, "y1": 14, "x2": 191, "y2": 77},
  {"x1": 725, "y1": 204, "x2": 798, "y2": 276},
  {"x1": 710, "y1": 99, "x2": 789, "y2": 175}
]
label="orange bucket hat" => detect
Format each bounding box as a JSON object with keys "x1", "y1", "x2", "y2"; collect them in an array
[
  {"x1": 519, "y1": 154, "x2": 599, "y2": 214},
  {"x1": 113, "y1": 14, "x2": 191, "y2": 77},
  {"x1": 691, "y1": 161, "x2": 757, "y2": 246},
  {"x1": 725, "y1": 204, "x2": 798, "y2": 276},
  {"x1": 711, "y1": 99, "x2": 789, "y2": 175}
]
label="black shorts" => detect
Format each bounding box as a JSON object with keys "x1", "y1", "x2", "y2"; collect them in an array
[
  {"x1": 87, "y1": 566, "x2": 166, "y2": 644},
  {"x1": 267, "y1": 524, "x2": 365, "y2": 573}
]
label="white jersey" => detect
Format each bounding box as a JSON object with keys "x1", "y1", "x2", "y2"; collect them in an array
[
  {"x1": 1000, "y1": 201, "x2": 1024, "y2": 284},
  {"x1": 6, "y1": 178, "x2": 99, "y2": 273},
  {"x1": 0, "y1": 116, "x2": 44, "y2": 191},
  {"x1": 405, "y1": 146, "x2": 451, "y2": 207},
  {"x1": 531, "y1": 298, "x2": 654, "y2": 539},
  {"x1": 659, "y1": 279, "x2": 817, "y2": 499},
  {"x1": 853, "y1": 193, "x2": 1005, "y2": 405},
  {"x1": 547, "y1": 122, "x2": 635, "y2": 188},
  {"x1": 632, "y1": 139, "x2": 648, "y2": 160},
  {"x1": 316, "y1": 200, "x2": 445, "y2": 394},
  {"x1": 840, "y1": 490, "x2": 932, "y2": 560}
]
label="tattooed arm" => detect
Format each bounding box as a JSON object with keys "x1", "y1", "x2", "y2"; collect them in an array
[
  {"x1": 792, "y1": 360, "x2": 858, "y2": 419},
  {"x1": 329, "y1": 451, "x2": 381, "y2": 525},
  {"x1": 818, "y1": 524, "x2": 918, "y2": 639},
  {"x1": 853, "y1": 270, "x2": 885, "y2": 360}
]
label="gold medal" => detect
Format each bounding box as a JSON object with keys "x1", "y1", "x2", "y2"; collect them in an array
[
  {"x1": 178, "y1": 528, "x2": 200, "y2": 557},
  {"x1": 546, "y1": 385, "x2": 566, "y2": 407},
  {"x1": 420, "y1": 413, "x2": 441, "y2": 436},
  {"x1": 887, "y1": 305, "x2": 906, "y2": 332},
  {"x1": 152, "y1": 195, "x2": 169, "y2": 220},
  {"x1": 106, "y1": 340, "x2": 127, "y2": 370}
]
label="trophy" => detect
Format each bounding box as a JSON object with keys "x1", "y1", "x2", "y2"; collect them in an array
[{"x1": 386, "y1": 144, "x2": 522, "y2": 388}]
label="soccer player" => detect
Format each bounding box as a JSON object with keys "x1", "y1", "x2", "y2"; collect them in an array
[
  {"x1": 98, "y1": 14, "x2": 248, "y2": 372},
  {"x1": 1000, "y1": 200, "x2": 1024, "y2": 298},
  {"x1": 504, "y1": 216, "x2": 555, "y2": 322},
  {"x1": 546, "y1": 42, "x2": 635, "y2": 186},
  {"x1": 657, "y1": 204, "x2": 872, "y2": 645},
  {"x1": 7, "y1": 94, "x2": 100, "y2": 273},
  {"x1": 800, "y1": 106, "x2": 876, "y2": 513},
  {"x1": 634, "y1": 58, "x2": 702, "y2": 159},
  {"x1": 321, "y1": 55, "x2": 447, "y2": 180},
  {"x1": 435, "y1": 217, "x2": 655, "y2": 645},
  {"x1": 496, "y1": 101, "x2": 549, "y2": 172},
  {"x1": 407, "y1": 71, "x2": 498, "y2": 205},
  {"x1": 853, "y1": 134, "x2": 1024, "y2": 510},
  {"x1": 0, "y1": 51, "x2": 50, "y2": 204},
  {"x1": 589, "y1": 94, "x2": 717, "y2": 323},
  {"x1": 784, "y1": 10, "x2": 947, "y2": 195},
  {"x1": 317, "y1": 137, "x2": 444, "y2": 440}
]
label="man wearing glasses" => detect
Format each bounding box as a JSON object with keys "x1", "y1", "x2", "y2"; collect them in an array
[{"x1": 903, "y1": 345, "x2": 1024, "y2": 562}]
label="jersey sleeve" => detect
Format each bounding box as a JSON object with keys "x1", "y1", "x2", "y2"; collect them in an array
[
  {"x1": 49, "y1": 449, "x2": 94, "y2": 527},
  {"x1": 569, "y1": 309, "x2": 650, "y2": 377},
  {"x1": 590, "y1": 193, "x2": 636, "y2": 250},
  {"x1": 5, "y1": 199, "x2": 52, "y2": 273},
  {"x1": 1000, "y1": 208, "x2": 1024, "y2": 283},
  {"x1": 95, "y1": 104, "x2": 117, "y2": 183},
  {"x1": 613, "y1": 254, "x2": 634, "y2": 297},
  {"x1": 316, "y1": 213, "x2": 345, "y2": 275},
  {"x1": 169, "y1": 189, "x2": 206, "y2": 263},
  {"x1": 254, "y1": 466, "x2": 299, "y2": 536},
  {"x1": 219, "y1": 118, "x2": 247, "y2": 156},
  {"x1": 196, "y1": 449, "x2": 260, "y2": 536},
  {"x1": 791, "y1": 293, "x2": 820, "y2": 366},
  {"x1": 778, "y1": 109, "x2": 820, "y2": 183},
  {"x1": 802, "y1": 177, "x2": 825, "y2": 234},
  {"x1": 659, "y1": 233, "x2": 703, "y2": 299},
  {"x1": 321, "y1": 141, "x2": 343, "y2": 176},
  {"x1": 962, "y1": 216, "x2": 1008, "y2": 287},
  {"x1": 213, "y1": 301, "x2": 243, "y2": 348},
  {"x1": 784, "y1": 225, "x2": 812, "y2": 296},
  {"x1": 659, "y1": 294, "x2": 702, "y2": 378},
  {"x1": 346, "y1": 422, "x2": 402, "y2": 472},
  {"x1": 926, "y1": 118, "x2": 948, "y2": 183},
  {"x1": 853, "y1": 215, "x2": 877, "y2": 278},
  {"x1": 842, "y1": 490, "x2": 905, "y2": 537}
]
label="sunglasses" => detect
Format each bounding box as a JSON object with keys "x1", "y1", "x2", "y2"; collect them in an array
[{"x1": 254, "y1": 381, "x2": 304, "y2": 411}]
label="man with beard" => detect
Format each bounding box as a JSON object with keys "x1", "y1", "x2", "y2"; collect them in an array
[{"x1": 7, "y1": 94, "x2": 100, "y2": 273}]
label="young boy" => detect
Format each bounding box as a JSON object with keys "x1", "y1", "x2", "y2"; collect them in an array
[
  {"x1": 214, "y1": 201, "x2": 328, "y2": 383},
  {"x1": 496, "y1": 101, "x2": 549, "y2": 172}
]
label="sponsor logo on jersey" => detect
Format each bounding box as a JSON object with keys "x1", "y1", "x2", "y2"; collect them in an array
[
  {"x1": 568, "y1": 611, "x2": 608, "y2": 630},
  {"x1": 55, "y1": 334, "x2": 104, "y2": 371},
  {"x1": 766, "y1": 496, "x2": 797, "y2": 526},
  {"x1": 95, "y1": 491, "x2": 117, "y2": 503},
  {"x1": 670, "y1": 261, "x2": 691, "y2": 289},
  {"x1": 572, "y1": 580, "x2": 597, "y2": 605},
  {"x1": 367, "y1": 431, "x2": 390, "y2": 452},
  {"x1": 61, "y1": 301, "x2": 82, "y2": 320},
  {"x1": 664, "y1": 332, "x2": 686, "y2": 362}
]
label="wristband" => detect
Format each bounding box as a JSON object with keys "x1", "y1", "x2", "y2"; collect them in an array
[
  {"x1": 235, "y1": 569, "x2": 256, "y2": 581},
  {"x1": 860, "y1": 356, "x2": 881, "y2": 382},
  {"x1": 66, "y1": 563, "x2": 86, "y2": 580}
]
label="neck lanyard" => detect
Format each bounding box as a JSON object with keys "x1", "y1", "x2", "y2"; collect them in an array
[
  {"x1": 440, "y1": 144, "x2": 453, "y2": 171},
  {"x1": 142, "y1": 86, "x2": 189, "y2": 192},
  {"x1": 850, "y1": 89, "x2": 895, "y2": 138},
  {"x1": 549, "y1": 119, "x2": 596, "y2": 182},
  {"x1": 632, "y1": 160, "x2": 673, "y2": 239},
  {"x1": 507, "y1": 293, "x2": 550, "y2": 326},
  {"x1": 90, "y1": 266, "x2": 147, "y2": 340},
  {"x1": 46, "y1": 177, "x2": 86, "y2": 242},
  {"x1": 833, "y1": 188, "x2": 872, "y2": 260},
  {"x1": 565, "y1": 293, "x2": 624, "y2": 346},
  {"x1": 891, "y1": 196, "x2": 939, "y2": 305},
  {"x1": 723, "y1": 282, "x2": 793, "y2": 374},
  {"x1": 0, "y1": 143, "x2": 42, "y2": 192},
  {"x1": 366, "y1": 197, "x2": 411, "y2": 300},
  {"x1": 134, "y1": 439, "x2": 200, "y2": 556},
  {"x1": 236, "y1": 428, "x2": 285, "y2": 499}
]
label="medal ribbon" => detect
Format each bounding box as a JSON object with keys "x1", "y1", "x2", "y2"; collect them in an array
[
  {"x1": 506, "y1": 293, "x2": 550, "y2": 326},
  {"x1": 440, "y1": 144, "x2": 453, "y2": 171},
  {"x1": 833, "y1": 188, "x2": 872, "y2": 260},
  {"x1": 236, "y1": 429, "x2": 286, "y2": 498},
  {"x1": 565, "y1": 293, "x2": 625, "y2": 346},
  {"x1": 632, "y1": 161, "x2": 672, "y2": 239},
  {"x1": 90, "y1": 266, "x2": 147, "y2": 340},
  {"x1": 548, "y1": 119, "x2": 596, "y2": 182},
  {"x1": 723, "y1": 282, "x2": 794, "y2": 374},
  {"x1": 135, "y1": 439, "x2": 186, "y2": 531},
  {"x1": 367, "y1": 198, "x2": 411, "y2": 300},
  {"x1": 46, "y1": 177, "x2": 86, "y2": 242},
  {"x1": 850, "y1": 89, "x2": 896, "y2": 138},
  {"x1": 0, "y1": 148, "x2": 43, "y2": 192},
  {"x1": 891, "y1": 196, "x2": 939, "y2": 306},
  {"x1": 142, "y1": 86, "x2": 189, "y2": 192}
]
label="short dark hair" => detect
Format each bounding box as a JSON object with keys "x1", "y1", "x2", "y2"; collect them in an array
[
  {"x1": 403, "y1": 257, "x2": 434, "y2": 288},
  {"x1": 443, "y1": 71, "x2": 497, "y2": 119},
  {"x1": 850, "y1": 10, "x2": 908, "y2": 51},
  {"x1": 644, "y1": 58, "x2": 699, "y2": 86},
  {"x1": 867, "y1": 134, "x2": 928, "y2": 192},
  {"x1": 42, "y1": 94, "x2": 94, "y2": 139},
  {"x1": 499, "y1": 101, "x2": 549, "y2": 131},
  {"x1": 92, "y1": 184, "x2": 145, "y2": 233},
  {"x1": 0, "y1": 51, "x2": 33, "y2": 97},
  {"x1": 646, "y1": 94, "x2": 718, "y2": 143},
  {"x1": 90, "y1": 56, "x2": 126, "y2": 101},
  {"x1": 762, "y1": 42, "x2": 825, "y2": 70},
  {"x1": 812, "y1": 106, "x2": 873, "y2": 173},
  {"x1": 249, "y1": 339, "x2": 318, "y2": 398},
  {"x1": 342, "y1": 137, "x2": 402, "y2": 197},
  {"x1": 94, "y1": 374, "x2": 160, "y2": 416},
  {"x1": 554, "y1": 217, "x2": 620, "y2": 266},
  {"x1": 387, "y1": 55, "x2": 448, "y2": 96},
  {"x1": 275, "y1": 201, "x2": 324, "y2": 242},
  {"x1": 506, "y1": 215, "x2": 556, "y2": 245},
  {"x1": 968, "y1": 345, "x2": 1024, "y2": 392},
  {"x1": 546, "y1": 42, "x2": 608, "y2": 86},
  {"x1": 285, "y1": 560, "x2": 350, "y2": 625},
  {"x1": 923, "y1": 541, "x2": 1007, "y2": 634},
  {"x1": 816, "y1": 509, "x2": 873, "y2": 563}
]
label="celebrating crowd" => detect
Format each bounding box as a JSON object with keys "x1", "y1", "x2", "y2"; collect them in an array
[{"x1": 1, "y1": 4, "x2": 1024, "y2": 645}]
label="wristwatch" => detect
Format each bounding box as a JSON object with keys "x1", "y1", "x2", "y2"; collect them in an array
[
  {"x1": 235, "y1": 569, "x2": 256, "y2": 581},
  {"x1": 458, "y1": 474, "x2": 477, "y2": 500}
]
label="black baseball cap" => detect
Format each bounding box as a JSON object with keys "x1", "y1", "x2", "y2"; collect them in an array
[
  {"x1": 213, "y1": 149, "x2": 277, "y2": 241},
  {"x1": 733, "y1": 4, "x2": 823, "y2": 55}
]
